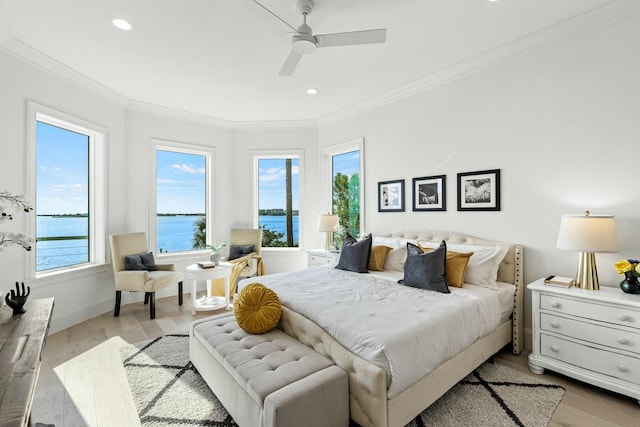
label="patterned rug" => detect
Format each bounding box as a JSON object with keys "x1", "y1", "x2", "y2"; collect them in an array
[{"x1": 120, "y1": 334, "x2": 565, "y2": 427}]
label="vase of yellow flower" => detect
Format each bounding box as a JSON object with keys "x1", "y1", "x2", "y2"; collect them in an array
[{"x1": 613, "y1": 259, "x2": 640, "y2": 294}]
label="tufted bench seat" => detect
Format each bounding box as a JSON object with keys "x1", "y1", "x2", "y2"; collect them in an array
[{"x1": 190, "y1": 312, "x2": 349, "y2": 427}]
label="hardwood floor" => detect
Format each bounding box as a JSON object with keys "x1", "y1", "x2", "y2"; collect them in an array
[{"x1": 31, "y1": 293, "x2": 640, "y2": 426}]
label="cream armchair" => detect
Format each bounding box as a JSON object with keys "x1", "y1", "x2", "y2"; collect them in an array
[
  {"x1": 109, "y1": 232, "x2": 183, "y2": 319},
  {"x1": 212, "y1": 228, "x2": 265, "y2": 297}
]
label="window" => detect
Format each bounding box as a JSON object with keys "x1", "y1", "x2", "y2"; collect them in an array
[
  {"x1": 322, "y1": 138, "x2": 364, "y2": 242},
  {"x1": 254, "y1": 151, "x2": 303, "y2": 248},
  {"x1": 28, "y1": 103, "x2": 106, "y2": 274},
  {"x1": 151, "y1": 140, "x2": 212, "y2": 254}
]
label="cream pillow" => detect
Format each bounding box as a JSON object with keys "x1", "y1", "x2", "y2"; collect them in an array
[
  {"x1": 373, "y1": 236, "x2": 417, "y2": 272},
  {"x1": 420, "y1": 242, "x2": 508, "y2": 290}
]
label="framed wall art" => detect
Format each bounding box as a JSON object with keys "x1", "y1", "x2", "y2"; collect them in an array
[
  {"x1": 457, "y1": 169, "x2": 500, "y2": 211},
  {"x1": 412, "y1": 175, "x2": 446, "y2": 211},
  {"x1": 378, "y1": 179, "x2": 405, "y2": 212}
]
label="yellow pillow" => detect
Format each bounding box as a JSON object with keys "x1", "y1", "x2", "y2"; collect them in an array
[
  {"x1": 369, "y1": 245, "x2": 393, "y2": 271},
  {"x1": 234, "y1": 283, "x2": 282, "y2": 334},
  {"x1": 419, "y1": 244, "x2": 474, "y2": 288}
]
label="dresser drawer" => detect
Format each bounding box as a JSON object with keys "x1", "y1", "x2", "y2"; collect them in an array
[
  {"x1": 541, "y1": 313, "x2": 640, "y2": 355},
  {"x1": 309, "y1": 254, "x2": 335, "y2": 267},
  {"x1": 541, "y1": 334, "x2": 640, "y2": 385},
  {"x1": 540, "y1": 294, "x2": 640, "y2": 330}
]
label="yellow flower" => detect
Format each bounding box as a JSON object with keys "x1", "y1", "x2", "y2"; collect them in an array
[{"x1": 614, "y1": 259, "x2": 633, "y2": 274}]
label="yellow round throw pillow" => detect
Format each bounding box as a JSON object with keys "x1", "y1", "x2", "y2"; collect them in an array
[{"x1": 234, "y1": 283, "x2": 282, "y2": 334}]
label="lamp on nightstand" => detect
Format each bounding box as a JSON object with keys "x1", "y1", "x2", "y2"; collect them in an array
[
  {"x1": 317, "y1": 214, "x2": 339, "y2": 252},
  {"x1": 556, "y1": 211, "x2": 618, "y2": 290}
]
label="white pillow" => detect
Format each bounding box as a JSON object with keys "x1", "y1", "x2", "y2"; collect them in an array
[
  {"x1": 419, "y1": 241, "x2": 508, "y2": 290},
  {"x1": 373, "y1": 236, "x2": 417, "y2": 272}
]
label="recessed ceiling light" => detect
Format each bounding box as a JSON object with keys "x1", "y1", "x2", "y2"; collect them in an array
[
  {"x1": 306, "y1": 88, "x2": 318, "y2": 95},
  {"x1": 112, "y1": 18, "x2": 132, "y2": 31}
]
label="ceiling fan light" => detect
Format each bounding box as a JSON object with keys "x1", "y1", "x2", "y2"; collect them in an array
[{"x1": 292, "y1": 38, "x2": 317, "y2": 55}]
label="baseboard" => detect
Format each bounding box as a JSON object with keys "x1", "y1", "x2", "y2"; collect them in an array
[{"x1": 49, "y1": 297, "x2": 113, "y2": 334}]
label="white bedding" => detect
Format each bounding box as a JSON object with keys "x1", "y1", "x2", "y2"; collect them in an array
[{"x1": 239, "y1": 267, "x2": 508, "y2": 398}]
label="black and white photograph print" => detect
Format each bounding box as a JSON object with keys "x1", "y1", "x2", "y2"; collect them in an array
[
  {"x1": 413, "y1": 175, "x2": 446, "y2": 211},
  {"x1": 378, "y1": 179, "x2": 405, "y2": 212},
  {"x1": 457, "y1": 169, "x2": 500, "y2": 211}
]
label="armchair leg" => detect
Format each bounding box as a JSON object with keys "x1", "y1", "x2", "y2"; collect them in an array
[
  {"x1": 178, "y1": 281, "x2": 183, "y2": 306},
  {"x1": 114, "y1": 291, "x2": 122, "y2": 317},
  {"x1": 144, "y1": 292, "x2": 150, "y2": 305},
  {"x1": 149, "y1": 292, "x2": 156, "y2": 319}
]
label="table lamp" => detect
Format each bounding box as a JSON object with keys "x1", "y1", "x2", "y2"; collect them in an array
[
  {"x1": 556, "y1": 211, "x2": 618, "y2": 290},
  {"x1": 317, "y1": 214, "x2": 339, "y2": 252}
]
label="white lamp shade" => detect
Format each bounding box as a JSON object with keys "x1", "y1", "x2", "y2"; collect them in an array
[
  {"x1": 317, "y1": 214, "x2": 339, "y2": 232},
  {"x1": 556, "y1": 213, "x2": 618, "y2": 253}
]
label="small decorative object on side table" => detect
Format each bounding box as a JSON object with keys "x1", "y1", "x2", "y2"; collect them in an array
[
  {"x1": 614, "y1": 258, "x2": 640, "y2": 294},
  {"x1": 528, "y1": 278, "x2": 640, "y2": 405},
  {"x1": 5, "y1": 281, "x2": 30, "y2": 315},
  {"x1": 306, "y1": 249, "x2": 339, "y2": 268},
  {"x1": 206, "y1": 241, "x2": 228, "y2": 266}
]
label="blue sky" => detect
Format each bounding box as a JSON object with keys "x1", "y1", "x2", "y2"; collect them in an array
[
  {"x1": 37, "y1": 124, "x2": 356, "y2": 215},
  {"x1": 36, "y1": 121, "x2": 89, "y2": 215},
  {"x1": 258, "y1": 158, "x2": 299, "y2": 210},
  {"x1": 156, "y1": 150, "x2": 206, "y2": 214}
]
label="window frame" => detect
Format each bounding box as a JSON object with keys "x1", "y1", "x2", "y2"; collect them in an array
[
  {"x1": 26, "y1": 101, "x2": 107, "y2": 278},
  {"x1": 321, "y1": 137, "x2": 365, "y2": 237},
  {"x1": 149, "y1": 139, "x2": 215, "y2": 257},
  {"x1": 252, "y1": 149, "x2": 304, "y2": 250}
]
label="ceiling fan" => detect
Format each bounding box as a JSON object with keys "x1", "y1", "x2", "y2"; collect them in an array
[{"x1": 254, "y1": 0, "x2": 387, "y2": 76}]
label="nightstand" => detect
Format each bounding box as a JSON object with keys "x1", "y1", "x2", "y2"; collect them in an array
[
  {"x1": 528, "y1": 278, "x2": 640, "y2": 404},
  {"x1": 306, "y1": 249, "x2": 339, "y2": 268}
]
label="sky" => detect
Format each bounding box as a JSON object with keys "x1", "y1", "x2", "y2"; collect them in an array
[
  {"x1": 36, "y1": 122, "x2": 358, "y2": 215},
  {"x1": 36, "y1": 121, "x2": 89, "y2": 215}
]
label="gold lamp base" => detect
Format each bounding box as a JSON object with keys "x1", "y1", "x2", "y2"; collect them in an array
[
  {"x1": 324, "y1": 232, "x2": 333, "y2": 252},
  {"x1": 575, "y1": 251, "x2": 600, "y2": 290}
]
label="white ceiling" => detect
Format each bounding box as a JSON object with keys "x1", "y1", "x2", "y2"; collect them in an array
[{"x1": 0, "y1": 0, "x2": 629, "y2": 124}]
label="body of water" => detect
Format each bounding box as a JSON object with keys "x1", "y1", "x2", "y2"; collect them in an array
[{"x1": 36, "y1": 214, "x2": 298, "y2": 271}]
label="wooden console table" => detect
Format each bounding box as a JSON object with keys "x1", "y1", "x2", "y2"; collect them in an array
[{"x1": 0, "y1": 298, "x2": 54, "y2": 427}]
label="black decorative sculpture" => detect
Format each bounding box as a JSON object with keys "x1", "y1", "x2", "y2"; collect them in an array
[{"x1": 5, "y1": 282, "x2": 30, "y2": 315}]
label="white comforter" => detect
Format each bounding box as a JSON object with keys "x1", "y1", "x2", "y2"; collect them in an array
[{"x1": 240, "y1": 267, "x2": 502, "y2": 399}]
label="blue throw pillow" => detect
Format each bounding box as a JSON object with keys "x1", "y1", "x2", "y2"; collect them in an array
[
  {"x1": 229, "y1": 244, "x2": 256, "y2": 260},
  {"x1": 335, "y1": 233, "x2": 372, "y2": 273},
  {"x1": 124, "y1": 252, "x2": 157, "y2": 271},
  {"x1": 398, "y1": 241, "x2": 450, "y2": 293}
]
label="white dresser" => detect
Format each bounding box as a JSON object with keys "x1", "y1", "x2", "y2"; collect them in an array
[
  {"x1": 528, "y1": 278, "x2": 640, "y2": 404},
  {"x1": 306, "y1": 249, "x2": 339, "y2": 268}
]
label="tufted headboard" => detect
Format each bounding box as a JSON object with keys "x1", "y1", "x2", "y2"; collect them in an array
[{"x1": 376, "y1": 230, "x2": 524, "y2": 354}]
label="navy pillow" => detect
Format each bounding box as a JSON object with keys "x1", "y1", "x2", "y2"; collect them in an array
[
  {"x1": 124, "y1": 252, "x2": 157, "y2": 271},
  {"x1": 229, "y1": 244, "x2": 256, "y2": 260},
  {"x1": 139, "y1": 251, "x2": 157, "y2": 271},
  {"x1": 398, "y1": 241, "x2": 450, "y2": 293},
  {"x1": 335, "y1": 233, "x2": 372, "y2": 273},
  {"x1": 124, "y1": 254, "x2": 146, "y2": 271}
]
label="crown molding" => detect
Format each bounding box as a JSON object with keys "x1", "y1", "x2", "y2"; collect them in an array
[
  {"x1": 317, "y1": 0, "x2": 640, "y2": 128},
  {"x1": 125, "y1": 100, "x2": 235, "y2": 129},
  {"x1": 0, "y1": 3, "x2": 11, "y2": 45}
]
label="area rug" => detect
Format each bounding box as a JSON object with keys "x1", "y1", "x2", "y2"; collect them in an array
[{"x1": 120, "y1": 334, "x2": 565, "y2": 427}]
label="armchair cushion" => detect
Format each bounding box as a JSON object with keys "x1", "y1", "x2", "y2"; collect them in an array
[
  {"x1": 124, "y1": 252, "x2": 157, "y2": 271},
  {"x1": 229, "y1": 244, "x2": 256, "y2": 260}
]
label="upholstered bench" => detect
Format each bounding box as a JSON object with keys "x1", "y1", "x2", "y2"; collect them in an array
[{"x1": 190, "y1": 312, "x2": 349, "y2": 427}]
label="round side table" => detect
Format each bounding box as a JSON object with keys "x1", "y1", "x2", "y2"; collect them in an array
[{"x1": 186, "y1": 262, "x2": 232, "y2": 315}]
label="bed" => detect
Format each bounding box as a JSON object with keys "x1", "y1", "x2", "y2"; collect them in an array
[{"x1": 238, "y1": 230, "x2": 524, "y2": 427}]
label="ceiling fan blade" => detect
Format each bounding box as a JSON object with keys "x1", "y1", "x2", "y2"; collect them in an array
[
  {"x1": 279, "y1": 51, "x2": 303, "y2": 76},
  {"x1": 316, "y1": 28, "x2": 387, "y2": 48}
]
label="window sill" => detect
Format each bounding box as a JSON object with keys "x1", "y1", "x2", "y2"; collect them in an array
[{"x1": 31, "y1": 263, "x2": 111, "y2": 288}]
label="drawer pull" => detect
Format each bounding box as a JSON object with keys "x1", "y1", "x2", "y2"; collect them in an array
[
  {"x1": 550, "y1": 344, "x2": 560, "y2": 353},
  {"x1": 617, "y1": 337, "x2": 629, "y2": 345},
  {"x1": 549, "y1": 301, "x2": 561, "y2": 308},
  {"x1": 549, "y1": 321, "x2": 560, "y2": 329},
  {"x1": 618, "y1": 314, "x2": 630, "y2": 321},
  {"x1": 618, "y1": 364, "x2": 629, "y2": 373}
]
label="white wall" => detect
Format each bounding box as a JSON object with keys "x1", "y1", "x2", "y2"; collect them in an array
[
  {"x1": 319, "y1": 16, "x2": 640, "y2": 337},
  {"x1": 2, "y1": 14, "x2": 638, "y2": 338}
]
